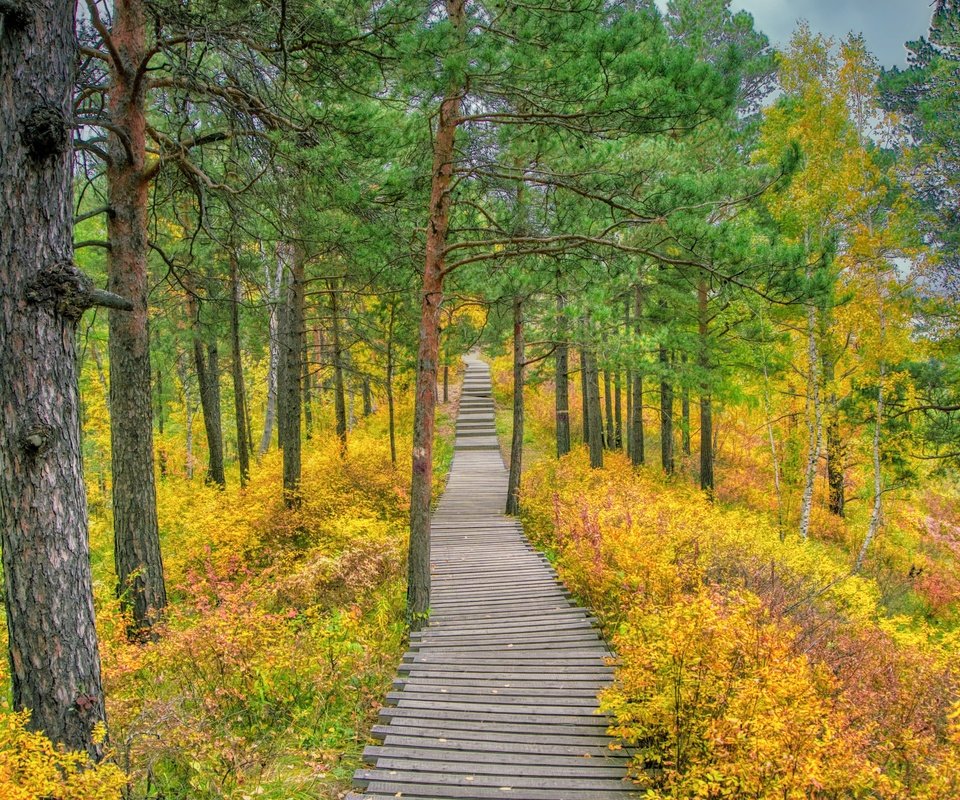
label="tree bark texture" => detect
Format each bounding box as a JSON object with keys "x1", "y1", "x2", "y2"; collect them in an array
[
  {"x1": 302, "y1": 333, "x2": 313, "y2": 439},
  {"x1": 580, "y1": 346, "x2": 590, "y2": 446},
  {"x1": 799, "y1": 302, "x2": 822, "y2": 540},
  {"x1": 614, "y1": 370, "x2": 623, "y2": 450},
  {"x1": 555, "y1": 300, "x2": 571, "y2": 458},
  {"x1": 603, "y1": 368, "x2": 614, "y2": 450},
  {"x1": 229, "y1": 252, "x2": 250, "y2": 487},
  {"x1": 0, "y1": 0, "x2": 106, "y2": 754},
  {"x1": 506, "y1": 297, "x2": 524, "y2": 516},
  {"x1": 105, "y1": 0, "x2": 166, "y2": 634},
  {"x1": 408, "y1": 0, "x2": 465, "y2": 629}
]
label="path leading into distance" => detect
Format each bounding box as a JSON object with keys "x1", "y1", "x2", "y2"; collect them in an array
[{"x1": 347, "y1": 354, "x2": 635, "y2": 800}]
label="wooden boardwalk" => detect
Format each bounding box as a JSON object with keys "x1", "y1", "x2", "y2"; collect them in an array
[{"x1": 347, "y1": 354, "x2": 634, "y2": 800}]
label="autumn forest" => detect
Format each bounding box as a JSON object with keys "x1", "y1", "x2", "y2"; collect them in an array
[{"x1": 2, "y1": 0, "x2": 960, "y2": 798}]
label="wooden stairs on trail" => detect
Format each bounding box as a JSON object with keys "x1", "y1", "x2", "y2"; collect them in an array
[{"x1": 347, "y1": 354, "x2": 635, "y2": 800}]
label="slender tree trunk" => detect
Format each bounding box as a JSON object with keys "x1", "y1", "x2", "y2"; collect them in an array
[
  {"x1": 329, "y1": 278, "x2": 347, "y2": 452},
  {"x1": 443, "y1": 364, "x2": 449, "y2": 403},
  {"x1": 761, "y1": 357, "x2": 784, "y2": 533},
  {"x1": 603, "y1": 369, "x2": 614, "y2": 450},
  {"x1": 258, "y1": 255, "x2": 283, "y2": 457},
  {"x1": 156, "y1": 365, "x2": 167, "y2": 479},
  {"x1": 302, "y1": 329, "x2": 313, "y2": 439},
  {"x1": 177, "y1": 353, "x2": 195, "y2": 479},
  {"x1": 799, "y1": 301, "x2": 822, "y2": 540},
  {"x1": 407, "y1": 0, "x2": 466, "y2": 630},
  {"x1": 856, "y1": 282, "x2": 888, "y2": 570},
  {"x1": 823, "y1": 346, "x2": 844, "y2": 516},
  {"x1": 614, "y1": 371, "x2": 623, "y2": 450},
  {"x1": 698, "y1": 279, "x2": 713, "y2": 493},
  {"x1": 386, "y1": 302, "x2": 397, "y2": 466},
  {"x1": 187, "y1": 284, "x2": 225, "y2": 489},
  {"x1": 800, "y1": 298, "x2": 822, "y2": 539},
  {"x1": 580, "y1": 346, "x2": 590, "y2": 445},
  {"x1": 586, "y1": 349, "x2": 604, "y2": 469},
  {"x1": 631, "y1": 285, "x2": 645, "y2": 466},
  {"x1": 105, "y1": 0, "x2": 166, "y2": 635},
  {"x1": 506, "y1": 297, "x2": 525, "y2": 515},
  {"x1": 555, "y1": 293, "x2": 571, "y2": 458},
  {"x1": 363, "y1": 376, "x2": 373, "y2": 417},
  {"x1": 0, "y1": 0, "x2": 106, "y2": 753},
  {"x1": 660, "y1": 345, "x2": 674, "y2": 475},
  {"x1": 276, "y1": 243, "x2": 303, "y2": 506},
  {"x1": 681, "y1": 370, "x2": 691, "y2": 457},
  {"x1": 229, "y1": 252, "x2": 250, "y2": 487}
]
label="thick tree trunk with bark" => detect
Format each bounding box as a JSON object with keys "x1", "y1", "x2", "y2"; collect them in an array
[
  {"x1": 660, "y1": 346, "x2": 674, "y2": 475},
  {"x1": 229, "y1": 252, "x2": 250, "y2": 487},
  {"x1": 506, "y1": 298, "x2": 525, "y2": 516},
  {"x1": 329, "y1": 278, "x2": 348, "y2": 452},
  {"x1": 698, "y1": 279, "x2": 713, "y2": 493},
  {"x1": 0, "y1": 0, "x2": 106, "y2": 754},
  {"x1": 408, "y1": 1, "x2": 465, "y2": 628},
  {"x1": 276, "y1": 243, "x2": 303, "y2": 506},
  {"x1": 105, "y1": 0, "x2": 166, "y2": 635},
  {"x1": 555, "y1": 292, "x2": 571, "y2": 458}
]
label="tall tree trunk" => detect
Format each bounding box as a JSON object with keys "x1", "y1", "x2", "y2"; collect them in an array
[
  {"x1": 698, "y1": 279, "x2": 713, "y2": 493},
  {"x1": 614, "y1": 370, "x2": 623, "y2": 450},
  {"x1": 585, "y1": 349, "x2": 604, "y2": 469},
  {"x1": 625, "y1": 297, "x2": 633, "y2": 459},
  {"x1": 105, "y1": 0, "x2": 166, "y2": 636},
  {"x1": 0, "y1": 0, "x2": 106, "y2": 754},
  {"x1": 823, "y1": 349, "x2": 844, "y2": 517},
  {"x1": 681, "y1": 369, "x2": 691, "y2": 457},
  {"x1": 580, "y1": 346, "x2": 590, "y2": 446},
  {"x1": 506, "y1": 297, "x2": 525, "y2": 515},
  {"x1": 187, "y1": 284, "x2": 225, "y2": 489},
  {"x1": 660, "y1": 345, "x2": 674, "y2": 475},
  {"x1": 603, "y1": 368, "x2": 614, "y2": 450},
  {"x1": 229, "y1": 251, "x2": 250, "y2": 487},
  {"x1": 856, "y1": 282, "x2": 887, "y2": 571},
  {"x1": 443, "y1": 364, "x2": 449, "y2": 403},
  {"x1": 302, "y1": 328, "x2": 313, "y2": 439},
  {"x1": 177, "y1": 352, "x2": 195, "y2": 479},
  {"x1": 386, "y1": 302, "x2": 398, "y2": 466},
  {"x1": 631, "y1": 285, "x2": 645, "y2": 466},
  {"x1": 258, "y1": 254, "x2": 283, "y2": 457},
  {"x1": 329, "y1": 278, "x2": 347, "y2": 452},
  {"x1": 276, "y1": 243, "x2": 303, "y2": 506},
  {"x1": 156, "y1": 365, "x2": 167, "y2": 479},
  {"x1": 408, "y1": 1, "x2": 465, "y2": 628},
  {"x1": 555, "y1": 292, "x2": 571, "y2": 458},
  {"x1": 363, "y1": 376, "x2": 373, "y2": 416},
  {"x1": 799, "y1": 301, "x2": 822, "y2": 540}
]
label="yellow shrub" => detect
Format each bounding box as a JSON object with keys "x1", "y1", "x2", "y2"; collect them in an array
[{"x1": 0, "y1": 710, "x2": 125, "y2": 800}]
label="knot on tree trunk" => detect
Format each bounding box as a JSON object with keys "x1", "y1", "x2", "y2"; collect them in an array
[
  {"x1": 26, "y1": 261, "x2": 134, "y2": 320},
  {"x1": 20, "y1": 420, "x2": 53, "y2": 454},
  {"x1": 0, "y1": 0, "x2": 29, "y2": 31},
  {"x1": 22, "y1": 103, "x2": 67, "y2": 161}
]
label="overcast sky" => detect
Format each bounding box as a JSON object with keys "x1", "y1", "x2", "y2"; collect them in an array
[{"x1": 656, "y1": 1, "x2": 936, "y2": 67}]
